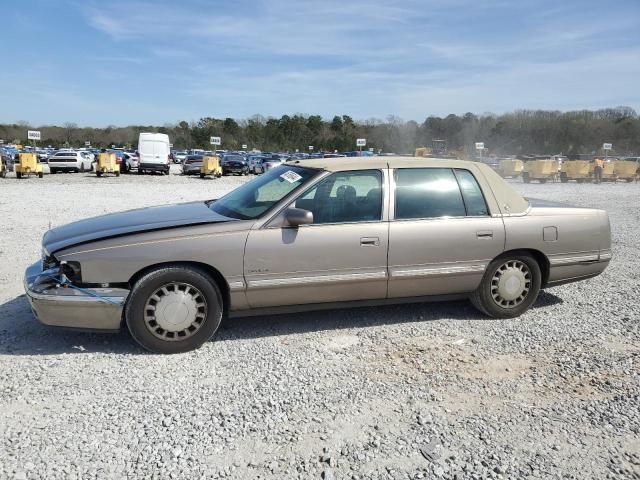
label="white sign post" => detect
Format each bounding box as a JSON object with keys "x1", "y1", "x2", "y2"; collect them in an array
[
  {"x1": 308, "y1": 146, "x2": 314, "y2": 151},
  {"x1": 28, "y1": 130, "x2": 41, "y2": 151},
  {"x1": 603, "y1": 143, "x2": 612, "y2": 160},
  {"x1": 210, "y1": 136, "x2": 221, "y2": 153},
  {"x1": 85, "y1": 141, "x2": 91, "y2": 147},
  {"x1": 241, "y1": 144, "x2": 247, "y2": 150},
  {"x1": 28, "y1": 130, "x2": 41, "y2": 141},
  {"x1": 475, "y1": 142, "x2": 485, "y2": 160},
  {"x1": 356, "y1": 138, "x2": 366, "y2": 152}
]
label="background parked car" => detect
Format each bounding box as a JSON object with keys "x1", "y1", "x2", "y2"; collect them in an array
[
  {"x1": 48, "y1": 151, "x2": 93, "y2": 173},
  {"x1": 181, "y1": 154, "x2": 204, "y2": 175},
  {"x1": 221, "y1": 155, "x2": 249, "y2": 175},
  {"x1": 254, "y1": 157, "x2": 284, "y2": 174},
  {"x1": 173, "y1": 150, "x2": 188, "y2": 164},
  {"x1": 36, "y1": 149, "x2": 50, "y2": 163},
  {"x1": 247, "y1": 155, "x2": 265, "y2": 173},
  {"x1": 121, "y1": 152, "x2": 139, "y2": 173}
]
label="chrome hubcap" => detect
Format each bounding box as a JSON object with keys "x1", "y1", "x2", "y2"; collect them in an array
[
  {"x1": 490, "y1": 260, "x2": 531, "y2": 308},
  {"x1": 144, "y1": 282, "x2": 207, "y2": 341}
]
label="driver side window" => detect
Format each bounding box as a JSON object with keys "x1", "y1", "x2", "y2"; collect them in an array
[{"x1": 294, "y1": 170, "x2": 383, "y2": 224}]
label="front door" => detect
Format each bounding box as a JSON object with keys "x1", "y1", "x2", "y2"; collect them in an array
[
  {"x1": 387, "y1": 167, "x2": 505, "y2": 297},
  {"x1": 244, "y1": 169, "x2": 389, "y2": 308}
]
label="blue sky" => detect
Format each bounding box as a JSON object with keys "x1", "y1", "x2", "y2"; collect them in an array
[{"x1": 1, "y1": 0, "x2": 639, "y2": 126}]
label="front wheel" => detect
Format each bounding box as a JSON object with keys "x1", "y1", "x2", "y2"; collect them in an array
[
  {"x1": 470, "y1": 254, "x2": 542, "y2": 319},
  {"x1": 125, "y1": 265, "x2": 224, "y2": 354}
]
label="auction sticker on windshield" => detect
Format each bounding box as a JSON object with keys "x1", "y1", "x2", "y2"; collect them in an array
[{"x1": 280, "y1": 170, "x2": 302, "y2": 183}]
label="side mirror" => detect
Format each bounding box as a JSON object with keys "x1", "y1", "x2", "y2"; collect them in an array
[{"x1": 284, "y1": 208, "x2": 313, "y2": 227}]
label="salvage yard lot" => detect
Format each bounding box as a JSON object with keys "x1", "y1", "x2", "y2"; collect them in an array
[{"x1": 0, "y1": 169, "x2": 638, "y2": 479}]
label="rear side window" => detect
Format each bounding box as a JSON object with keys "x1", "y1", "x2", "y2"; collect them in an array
[
  {"x1": 395, "y1": 168, "x2": 465, "y2": 219},
  {"x1": 454, "y1": 169, "x2": 489, "y2": 216}
]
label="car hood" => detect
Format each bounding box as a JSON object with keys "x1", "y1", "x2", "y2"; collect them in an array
[{"x1": 43, "y1": 201, "x2": 232, "y2": 254}]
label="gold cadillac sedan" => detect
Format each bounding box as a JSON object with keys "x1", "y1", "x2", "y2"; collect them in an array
[{"x1": 24, "y1": 157, "x2": 611, "y2": 353}]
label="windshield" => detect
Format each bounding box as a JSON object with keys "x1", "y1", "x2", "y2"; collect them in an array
[{"x1": 210, "y1": 165, "x2": 318, "y2": 220}]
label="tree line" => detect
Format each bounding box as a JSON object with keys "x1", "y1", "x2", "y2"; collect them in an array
[{"x1": 2, "y1": 106, "x2": 639, "y2": 156}]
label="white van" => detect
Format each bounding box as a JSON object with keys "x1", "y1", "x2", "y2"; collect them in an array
[{"x1": 138, "y1": 133, "x2": 171, "y2": 174}]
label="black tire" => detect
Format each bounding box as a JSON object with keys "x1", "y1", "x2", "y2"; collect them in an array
[
  {"x1": 539, "y1": 178, "x2": 547, "y2": 184},
  {"x1": 115, "y1": 171, "x2": 120, "y2": 177},
  {"x1": 200, "y1": 173, "x2": 205, "y2": 178},
  {"x1": 137, "y1": 168, "x2": 143, "y2": 175},
  {"x1": 79, "y1": 163, "x2": 85, "y2": 173},
  {"x1": 125, "y1": 265, "x2": 224, "y2": 354},
  {"x1": 50, "y1": 168, "x2": 57, "y2": 174},
  {"x1": 38, "y1": 172, "x2": 43, "y2": 178},
  {"x1": 96, "y1": 171, "x2": 102, "y2": 177},
  {"x1": 470, "y1": 253, "x2": 542, "y2": 319},
  {"x1": 16, "y1": 172, "x2": 22, "y2": 179},
  {"x1": 560, "y1": 173, "x2": 568, "y2": 183},
  {"x1": 522, "y1": 173, "x2": 530, "y2": 183}
]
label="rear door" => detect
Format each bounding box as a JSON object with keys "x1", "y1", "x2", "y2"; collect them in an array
[
  {"x1": 387, "y1": 167, "x2": 505, "y2": 298},
  {"x1": 244, "y1": 168, "x2": 389, "y2": 308},
  {"x1": 138, "y1": 138, "x2": 154, "y2": 165}
]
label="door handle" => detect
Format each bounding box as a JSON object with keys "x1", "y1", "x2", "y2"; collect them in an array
[
  {"x1": 360, "y1": 237, "x2": 379, "y2": 246},
  {"x1": 476, "y1": 230, "x2": 493, "y2": 238}
]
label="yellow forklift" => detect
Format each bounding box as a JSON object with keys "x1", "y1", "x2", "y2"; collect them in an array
[
  {"x1": 522, "y1": 159, "x2": 558, "y2": 183},
  {"x1": 613, "y1": 160, "x2": 638, "y2": 182},
  {"x1": 497, "y1": 159, "x2": 524, "y2": 178},
  {"x1": 15, "y1": 152, "x2": 44, "y2": 179},
  {"x1": 96, "y1": 152, "x2": 120, "y2": 177},
  {"x1": 200, "y1": 155, "x2": 222, "y2": 178},
  {"x1": 560, "y1": 160, "x2": 592, "y2": 183}
]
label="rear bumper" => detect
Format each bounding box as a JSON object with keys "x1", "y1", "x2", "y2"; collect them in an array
[
  {"x1": 24, "y1": 261, "x2": 128, "y2": 331},
  {"x1": 545, "y1": 250, "x2": 611, "y2": 287},
  {"x1": 48, "y1": 162, "x2": 80, "y2": 170},
  {"x1": 223, "y1": 167, "x2": 246, "y2": 174},
  {"x1": 139, "y1": 163, "x2": 169, "y2": 172},
  {"x1": 182, "y1": 164, "x2": 202, "y2": 174}
]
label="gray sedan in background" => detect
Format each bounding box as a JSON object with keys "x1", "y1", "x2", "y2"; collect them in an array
[{"x1": 181, "y1": 154, "x2": 204, "y2": 175}]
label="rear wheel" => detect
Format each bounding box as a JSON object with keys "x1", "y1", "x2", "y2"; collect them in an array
[
  {"x1": 38, "y1": 172, "x2": 43, "y2": 178},
  {"x1": 470, "y1": 254, "x2": 541, "y2": 319},
  {"x1": 125, "y1": 265, "x2": 224, "y2": 354},
  {"x1": 560, "y1": 173, "x2": 568, "y2": 183},
  {"x1": 16, "y1": 172, "x2": 22, "y2": 179}
]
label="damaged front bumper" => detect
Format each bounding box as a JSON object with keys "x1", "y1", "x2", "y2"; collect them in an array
[{"x1": 24, "y1": 261, "x2": 129, "y2": 331}]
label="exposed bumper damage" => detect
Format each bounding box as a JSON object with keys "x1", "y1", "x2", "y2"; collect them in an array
[{"x1": 24, "y1": 261, "x2": 129, "y2": 331}]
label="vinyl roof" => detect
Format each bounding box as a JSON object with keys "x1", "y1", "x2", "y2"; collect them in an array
[{"x1": 284, "y1": 156, "x2": 480, "y2": 172}]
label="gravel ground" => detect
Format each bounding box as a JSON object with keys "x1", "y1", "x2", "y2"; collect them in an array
[{"x1": 0, "y1": 168, "x2": 638, "y2": 480}]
